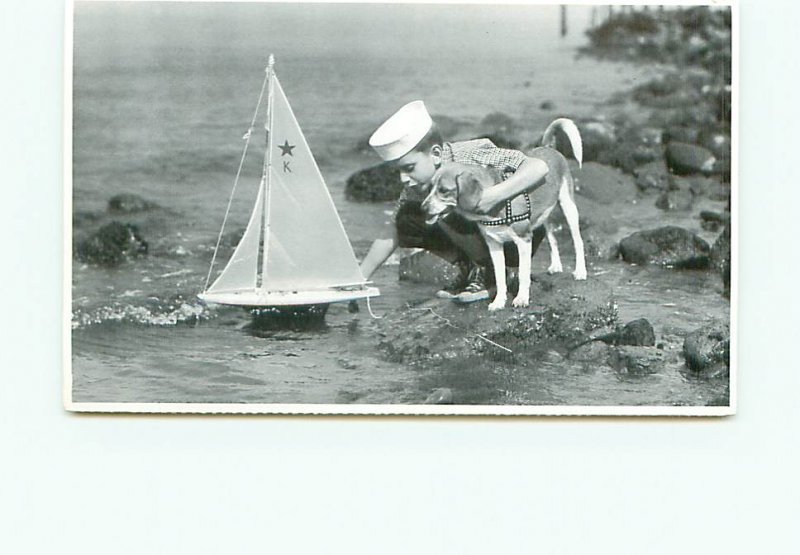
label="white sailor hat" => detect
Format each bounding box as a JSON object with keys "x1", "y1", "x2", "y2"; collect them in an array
[{"x1": 369, "y1": 100, "x2": 433, "y2": 162}]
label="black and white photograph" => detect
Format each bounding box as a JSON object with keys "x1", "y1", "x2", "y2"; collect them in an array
[{"x1": 66, "y1": 0, "x2": 735, "y2": 414}]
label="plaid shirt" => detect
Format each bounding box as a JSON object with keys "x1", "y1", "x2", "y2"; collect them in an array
[{"x1": 395, "y1": 139, "x2": 527, "y2": 212}]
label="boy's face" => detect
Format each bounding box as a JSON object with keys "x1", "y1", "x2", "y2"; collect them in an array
[{"x1": 393, "y1": 146, "x2": 441, "y2": 188}]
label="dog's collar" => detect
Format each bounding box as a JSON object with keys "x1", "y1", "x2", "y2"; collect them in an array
[{"x1": 478, "y1": 193, "x2": 532, "y2": 227}]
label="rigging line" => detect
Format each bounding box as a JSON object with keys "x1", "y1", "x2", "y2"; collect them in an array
[
  {"x1": 202, "y1": 64, "x2": 271, "y2": 292},
  {"x1": 261, "y1": 56, "x2": 276, "y2": 286},
  {"x1": 407, "y1": 305, "x2": 513, "y2": 354},
  {"x1": 365, "y1": 296, "x2": 383, "y2": 319}
]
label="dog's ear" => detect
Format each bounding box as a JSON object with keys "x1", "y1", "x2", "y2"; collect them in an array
[{"x1": 455, "y1": 171, "x2": 484, "y2": 212}]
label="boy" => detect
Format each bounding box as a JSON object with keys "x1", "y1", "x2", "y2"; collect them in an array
[{"x1": 360, "y1": 100, "x2": 550, "y2": 302}]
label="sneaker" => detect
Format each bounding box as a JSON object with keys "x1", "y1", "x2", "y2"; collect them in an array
[
  {"x1": 435, "y1": 260, "x2": 471, "y2": 299},
  {"x1": 454, "y1": 265, "x2": 490, "y2": 304}
]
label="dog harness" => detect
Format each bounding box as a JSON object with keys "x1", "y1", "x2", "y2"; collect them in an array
[{"x1": 478, "y1": 193, "x2": 532, "y2": 227}]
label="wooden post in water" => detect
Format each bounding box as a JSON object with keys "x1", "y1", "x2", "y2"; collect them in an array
[{"x1": 560, "y1": 5, "x2": 567, "y2": 37}]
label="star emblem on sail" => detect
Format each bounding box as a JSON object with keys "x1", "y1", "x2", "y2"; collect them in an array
[{"x1": 199, "y1": 56, "x2": 379, "y2": 307}]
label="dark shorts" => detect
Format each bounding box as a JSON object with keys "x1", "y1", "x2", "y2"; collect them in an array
[{"x1": 395, "y1": 201, "x2": 545, "y2": 267}]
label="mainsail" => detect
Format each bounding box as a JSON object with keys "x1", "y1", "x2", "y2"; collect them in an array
[{"x1": 200, "y1": 56, "x2": 379, "y2": 307}]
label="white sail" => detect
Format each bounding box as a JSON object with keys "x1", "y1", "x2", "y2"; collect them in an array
[
  {"x1": 261, "y1": 76, "x2": 366, "y2": 291},
  {"x1": 200, "y1": 58, "x2": 379, "y2": 308},
  {"x1": 207, "y1": 179, "x2": 264, "y2": 294}
]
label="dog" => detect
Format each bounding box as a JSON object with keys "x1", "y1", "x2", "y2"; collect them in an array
[{"x1": 421, "y1": 118, "x2": 586, "y2": 311}]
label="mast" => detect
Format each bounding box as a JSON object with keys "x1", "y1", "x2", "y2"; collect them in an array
[{"x1": 260, "y1": 54, "x2": 276, "y2": 290}]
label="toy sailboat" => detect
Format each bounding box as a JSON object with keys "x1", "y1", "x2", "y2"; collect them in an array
[{"x1": 199, "y1": 55, "x2": 379, "y2": 308}]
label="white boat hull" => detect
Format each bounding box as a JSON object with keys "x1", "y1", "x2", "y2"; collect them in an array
[{"x1": 198, "y1": 286, "x2": 380, "y2": 308}]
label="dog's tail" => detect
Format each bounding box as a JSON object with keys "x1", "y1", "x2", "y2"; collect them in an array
[{"x1": 542, "y1": 118, "x2": 583, "y2": 168}]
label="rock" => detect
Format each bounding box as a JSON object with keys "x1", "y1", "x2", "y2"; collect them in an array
[
  {"x1": 108, "y1": 193, "x2": 159, "y2": 214},
  {"x1": 665, "y1": 142, "x2": 716, "y2": 175},
  {"x1": 75, "y1": 221, "x2": 148, "y2": 266},
  {"x1": 619, "y1": 226, "x2": 711, "y2": 269},
  {"x1": 617, "y1": 318, "x2": 656, "y2": 346},
  {"x1": 596, "y1": 140, "x2": 660, "y2": 175},
  {"x1": 376, "y1": 274, "x2": 617, "y2": 364},
  {"x1": 344, "y1": 163, "x2": 403, "y2": 202},
  {"x1": 568, "y1": 318, "x2": 655, "y2": 357},
  {"x1": 578, "y1": 120, "x2": 617, "y2": 162},
  {"x1": 608, "y1": 346, "x2": 666, "y2": 376},
  {"x1": 683, "y1": 320, "x2": 730, "y2": 376},
  {"x1": 699, "y1": 210, "x2": 729, "y2": 232},
  {"x1": 398, "y1": 250, "x2": 460, "y2": 286},
  {"x1": 424, "y1": 388, "x2": 454, "y2": 405},
  {"x1": 539, "y1": 100, "x2": 555, "y2": 111},
  {"x1": 710, "y1": 221, "x2": 731, "y2": 296},
  {"x1": 632, "y1": 76, "x2": 701, "y2": 109},
  {"x1": 634, "y1": 159, "x2": 670, "y2": 192}
]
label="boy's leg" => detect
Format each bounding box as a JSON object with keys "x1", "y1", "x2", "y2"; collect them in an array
[
  {"x1": 437, "y1": 215, "x2": 548, "y2": 302},
  {"x1": 396, "y1": 202, "x2": 462, "y2": 264},
  {"x1": 395, "y1": 202, "x2": 488, "y2": 300}
]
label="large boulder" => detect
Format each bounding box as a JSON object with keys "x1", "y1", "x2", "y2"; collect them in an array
[
  {"x1": 376, "y1": 274, "x2": 617, "y2": 365},
  {"x1": 345, "y1": 164, "x2": 403, "y2": 202},
  {"x1": 616, "y1": 318, "x2": 656, "y2": 346},
  {"x1": 665, "y1": 142, "x2": 716, "y2": 175},
  {"x1": 75, "y1": 221, "x2": 148, "y2": 266},
  {"x1": 619, "y1": 226, "x2": 711, "y2": 269},
  {"x1": 683, "y1": 320, "x2": 730, "y2": 376}
]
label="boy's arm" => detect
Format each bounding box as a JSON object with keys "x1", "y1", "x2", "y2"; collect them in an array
[
  {"x1": 474, "y1": 157, "x2": 549, "y2": 214},
  {"x1": 359, "y1": 230, "x2": 399, "y2": 281}
]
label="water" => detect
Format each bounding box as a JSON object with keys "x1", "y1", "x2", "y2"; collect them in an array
[{"x1": 71, "y1": 3, "x2": 728, "y2": 407}]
